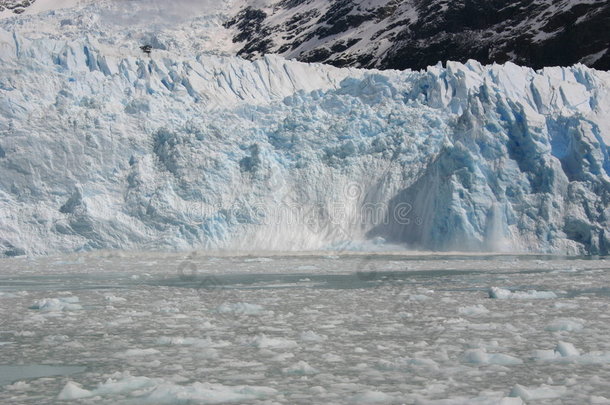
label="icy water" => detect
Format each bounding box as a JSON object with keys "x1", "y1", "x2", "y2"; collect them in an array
[{"x1": 1, "y1": 252, "x2": 609, "y2": 404}]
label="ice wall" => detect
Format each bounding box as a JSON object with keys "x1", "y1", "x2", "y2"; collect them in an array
[{"x1": 0, "y1": 29, "x2": 609, "y2": 256}]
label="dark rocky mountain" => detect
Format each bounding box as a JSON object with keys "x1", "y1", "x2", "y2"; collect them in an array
[
  {"x1": 0, "y1": 0, "x2": 36, "y2": 14},
  {"x1": 225, "y1": 0, "x2": 610, "y2": 70}
]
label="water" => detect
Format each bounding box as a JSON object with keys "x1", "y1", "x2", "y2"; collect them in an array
[
  {"x1": 0, "y1": 252, "x2": 609, "y2": 403},
  {"x1": 0, "y1": 365, "x2": 86, "y2": 387}
]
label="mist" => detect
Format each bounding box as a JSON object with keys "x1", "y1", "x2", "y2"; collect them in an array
[{"x1": 100, "y1": 0, "x2": 225, "y2": 27}]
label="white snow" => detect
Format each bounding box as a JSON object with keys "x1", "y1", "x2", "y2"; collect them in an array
[{"x1": 0, "y1": 0, "x2": 80, "y2": 19}]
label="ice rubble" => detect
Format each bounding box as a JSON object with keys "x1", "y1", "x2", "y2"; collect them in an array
[
  {"x1": 509, "y1": 384, "x2": 567, "y2": 401},
  {"x1": 58, "y1": 373, "x2": 278, "y2": 403},
  {"x1": 532, "y1": 341, "x2": 610, "y2": 365},
  {"x1": 29, "y1": 296, "x2": 82, "y2": 311},
  {"x1": 0, "y1": 19, "x2": 609, "y2": 256},
  {"x1": 488, "y1": 287, "x2": 558, "y2": 299},
  {"x1": 462, "y1": 348, "x2": 523, "y2": 365}
]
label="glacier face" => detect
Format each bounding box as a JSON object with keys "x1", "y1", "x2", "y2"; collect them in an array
[{"x1": 0, "y1": 25, "x2": 609, "y2": 256}]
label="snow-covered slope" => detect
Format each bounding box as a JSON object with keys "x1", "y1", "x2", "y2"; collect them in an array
[
  {"x1": 226, "y1": 0, "x2": 610, "y2": 71},
  {"x1": 4, "y1": 0, "x2": 609, "y2": 71},
  {"x1": 0, "y1": 0, "x2": 240, "y2": 59},
  {"x1": 0, "y1": 2, "x2": 609, "y2": 257},
  {"x1": 0, "y1": 0, "x2": 79, "y2": 18}
]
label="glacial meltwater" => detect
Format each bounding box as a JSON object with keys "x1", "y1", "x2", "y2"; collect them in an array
[{"x1": 1, "y1": 252, "x2": 609, "y2": 404}]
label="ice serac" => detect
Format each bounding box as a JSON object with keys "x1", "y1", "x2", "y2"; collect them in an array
[{"x1": 0, "y1": 29, "x2": 609, "y2": 256}]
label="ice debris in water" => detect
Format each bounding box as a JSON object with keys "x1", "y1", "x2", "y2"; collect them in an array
[
  {"x1": 462, "y1": 348, "x2": 523, "y2": 365},
  {"x1": 546, "y1": 318, "x2": 584, "y2": 332},
  {"x1": 533, "y1": 341, "x2": 610, "y2": 364},
  {"x1": 215, "y1": 302, "x2": 265, "y2": 315},
  {"x1": 248, "y1": 335, "x2": 298, "y2": 349},
  {"x1": 509, "y1": 384, "x2": 568, "y2": 401},
  {"x1": 348, "y1": 390, "x2": 394, "y2": 404},
  {"x1": 488, "y1": 287, "x2": 557, "y2": 299},
  {"x1": 282, "y1": 360, "x2": 319, "y2": 375},
  {"x1": 29, "y1": 296, "x2": 82, "y2": 311},
  {"x1": 458, "y1": 304, "x2": 490, "y2": 316},
  {"x1": 58, "y1": 373, "x2": 278, "y2": 403}
]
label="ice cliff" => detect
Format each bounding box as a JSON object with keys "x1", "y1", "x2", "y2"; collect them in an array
[{"x1": 0, "y1": 29, "x2": 609, "y2": 256}]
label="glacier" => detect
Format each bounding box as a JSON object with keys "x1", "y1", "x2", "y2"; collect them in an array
[{"x1": 0, "y1": 25, "x2": 609, "y2": 256}]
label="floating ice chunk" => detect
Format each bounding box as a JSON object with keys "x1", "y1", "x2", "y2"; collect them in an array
[
  {"x1": 321, "y1": 353, "x2": 343, "y2": 362},
  {"x1": 115, "y1": 348, "x2": 160, "y2": 358},
  {"x1": 42, "y1": 335, "x2": 70, "y2": 345},
  {"x1": 533, "y1": 342, "x2": 610, "y2": 364},
  {"x1": 104, "y1": 295, "x2": 126, "y2": 303},
  {"x1": 349, "y1": 390, "x2": 393, "y2": 404},
  {"x1": 499, "y1": 398, "x2": 526, "y2": 405},
  {"x1": 271, "y1": 352, "x2": 294, "y2": 362},
  {"x1": 30, "y1": 297, "x2": 82, "y2": 311},
  {"x1": 409, "y1": 294, "x2": 431, "y2": 301},
  {"x1": 5, "y1": 381, "x2": 31, "y2": 391},
  {"x1": 546, "y1": 319, "x2": 584, "y2": 332},
  {"x1": 57, "y1": 381, "x2": 92, "y2": 400},
  {"x1": 578, "y1": 352, "x2": 610, "y2": 365},
  {"x1": 458, "y1": 304, "x2": 490, "y2": 316},
  {"x1": 413, "y1": 395, "x2": 524, "y2": 404},
  {"x1": 91, "y1": 375, "x2": 156, "y2": 396},
  {"x1": 155, "y1": 336, "x2": 225, "y2": 348},
  {"x1": 299, "y1": 330, "x2": 327, "y2": 342},
  {"x1": 555, "y1": 341, "x2": 580, "y2": 357},
  {"x1": 145, "y1": 382, "x2": 277, "y2": 404},
  {"x1": 532, "y1": 349, "x2": 560, "y2": 361},
  {"x1": 282, "y1": 360, "x2": 318, "y2": 375},
  {"x1": 590, "y1": 396, "x2": 610, "y2": 404},
  {"x1": 463, "y1": 349, "x2": 523, "y2": 365},
  {"x1": 553, "y1": 302, "x2": 579, "y2": 309},
  {"x1": 488, "y1": 287, "x2": 557, "y2": 299},
  {"x1": 249, "y1": 335, "x2": 298, "y2": 350},
  {"x1": 59, "y1": 375, "x2": 277, "y2": 403},
  {"x1": 509, "y1": 384, "x2": 567, "y2": 400},
  {"x1": 377, "y1": 357, "x2": 439, "y2": 371},
  {"x1": 216, "y1": 302, "x2": 264, "y2": 315}
]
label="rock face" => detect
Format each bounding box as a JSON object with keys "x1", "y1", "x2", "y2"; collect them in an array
[
  {"x1": 0, "y1": 25, "x2": 609, "y2": 256},
  {"x1": 225, "y1": 0, "x2": 610, "y2": 71},
  {"x1": 0, "y1": 0, "x2": 36, "y2": 15}
]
